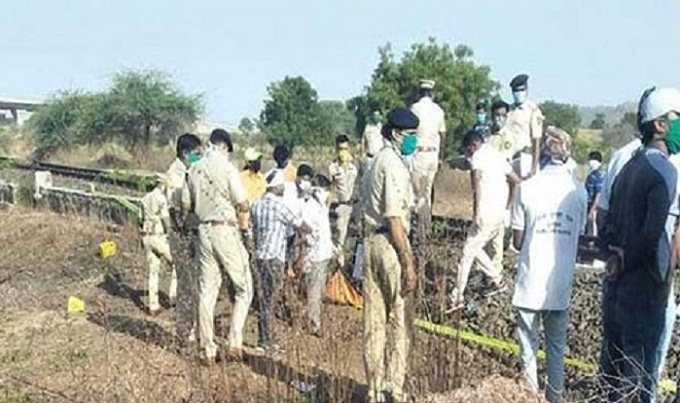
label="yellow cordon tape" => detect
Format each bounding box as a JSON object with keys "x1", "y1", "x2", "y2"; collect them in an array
[{"x1": 414, "y1": 319, "x2": 677, "y2": 394}]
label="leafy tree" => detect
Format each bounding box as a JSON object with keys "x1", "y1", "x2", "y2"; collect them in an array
[
  {"x1": 28, "y1": 91, "x2": 95, "y2": 157},
  {"x1": 589, "y1": 113, "x2": 606, "y2": 130},
  {"x1": 259, "y1": 76, "x2": 332, "y2": 148},
  {"x1": 28, "y1": 70, "x2": 202, "y2": 157},
  {"x1": 539, "y1": 100, "x2": 582, "y2": 136},
  {"x1": 318, "y1": 100, "x2": 356, "y2": 138},
  {"x1": 351, "y1": 39, "x2": 499, "y2": 157},
  {"x1": 238, "y1": 117, "x2": 255, "y2": 135},
  {"x1": 105, "y1": 70, "x2": 202, "y2": 148}
]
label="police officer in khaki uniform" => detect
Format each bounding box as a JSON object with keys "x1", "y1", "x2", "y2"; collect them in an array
[
  {"x1": 499, "y1": 74, "x2": 544, "y2": 179},
  {"x1": 410, "y1": 79, "x2": 447, "y2": 211},
  {"x1": 362, "y1": 107, "x2": 419, "y2": 403},
  {"x1": 166, "y1": 133, "x2": 202, "y2": 346},
  {"x1": 140, "y1": 174, "x2": 176, "y2": 316},
  {"x1": 328, "y1": 134, "x2": 358, "y2": 265},
  {"x1": 183, "y1": 129, "x2": 253, "y2": 364}
]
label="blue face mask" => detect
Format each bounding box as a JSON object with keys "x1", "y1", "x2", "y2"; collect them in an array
[
  {"x1": 513, "y1": 90, "x2": 527, "y2": 105},
  {"x1": 476, "y1": 112, "x2": 486, "y2": 124},
  {"x1": 399, "y1": 134, "x2": 418, "y2": 156}
]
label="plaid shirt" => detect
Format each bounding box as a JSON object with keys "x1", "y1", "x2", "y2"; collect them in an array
[
  {"x1": 250, "y1": 192, "x2": 301, "y2": 261},
  {"x1": 585, "y1": 168, "x2": 606, "y2": 205}
]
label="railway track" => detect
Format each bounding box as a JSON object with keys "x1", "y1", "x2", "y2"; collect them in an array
[{"x1": 0, "y1": 156, "x2": 154, "y2": 191}]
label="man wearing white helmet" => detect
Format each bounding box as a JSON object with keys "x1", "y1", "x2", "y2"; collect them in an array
[{"x1": 599, "y1": 87, "x2": 680, "y2": 403}]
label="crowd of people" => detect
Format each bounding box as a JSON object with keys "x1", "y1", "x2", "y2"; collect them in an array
[{"x1": 137, "y1": 73, "x2": 680, "y2": 403}]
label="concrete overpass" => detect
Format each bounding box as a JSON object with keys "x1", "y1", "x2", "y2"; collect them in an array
[{"x1": 0, "y1": 98, "x2": 43, "y2": 125}]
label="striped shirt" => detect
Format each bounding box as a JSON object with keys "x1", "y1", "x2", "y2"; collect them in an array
[{"x1": 251, "y1": 192, "x2": 302, "y2": 261}]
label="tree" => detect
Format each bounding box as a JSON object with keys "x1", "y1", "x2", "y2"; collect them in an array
[
  {"x1": 351, "y1": 39, "x2": 499, "y2": 156},
  {"x1": 105, "y1": 70, "x2": 202, "y2": 148},
  {"x1": 28, "y1": 91, "x2": 96, "y2": 157},
  {"x1": 589, "y1": 113, "x2": 606, "y2": 130},
  {"x1": 539, "y1": 100, "x2": 582, "y2": 136},
  {"x1": 28, "y1": 69, "x2": 202, "y2": 157},
  {"x1": 259, "y1": 76, "x2": 332, "y2": 148},
  {"x1": 318, "y1": 100, "x2": 356, "y2": 138},
  {"x1": 238, "y1": 117, "x2": 255, "y2": 136}
]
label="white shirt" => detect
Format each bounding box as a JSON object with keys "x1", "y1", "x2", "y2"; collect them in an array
[
  {"x1": 511, "y1": 163, "x2": 588, "y2": 311},
  {"x1": 599, "y1": 138, "x2": 642, "y2": 210},
  {"x1": 301, "y1": 195, "x2": 334, "y2": 263},
  {"x1": 471, "y1": 144, "x2": 512, "y2": 225},
  {"x1": 410, "y1": 96, "x2": 446, "y2": 150}
]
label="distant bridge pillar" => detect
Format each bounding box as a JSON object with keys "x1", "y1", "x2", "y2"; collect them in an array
[{"x1": 9, "y1": 108, "x2": 18, "y2": 125}]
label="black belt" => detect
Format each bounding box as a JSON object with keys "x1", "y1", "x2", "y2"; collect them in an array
[
  {"x1": 337, "y1": 200, "x2": 354, "y2": 205},
  {"x1": 374, "y1": 227, "x2": 389, "y2": 234}
]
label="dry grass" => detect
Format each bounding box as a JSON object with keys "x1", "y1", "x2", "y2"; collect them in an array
[{"x1": 419, "y1": 375, "x2": 547, "y2": 403}]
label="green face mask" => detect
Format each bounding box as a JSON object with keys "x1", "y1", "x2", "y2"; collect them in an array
[
  {"x1": 665, "y1": 118, "x2": 680, "y2": 155},
  {"x1": 399, "y1": 134, "x2": 418, "y2": 156},
  {"x1": 186, "y1": 151, "x2": 202, "y2": 166}
]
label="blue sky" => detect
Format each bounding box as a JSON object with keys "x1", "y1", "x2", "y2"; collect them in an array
[{"x1": 2, "y1": 0, "x2": 679, "y2": 126}]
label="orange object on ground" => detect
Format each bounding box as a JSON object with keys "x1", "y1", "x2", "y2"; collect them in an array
[{"x1": 325, "y1": 271, "x2": 363, "y2": 309}]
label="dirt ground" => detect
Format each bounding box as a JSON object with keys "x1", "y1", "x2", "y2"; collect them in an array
[
  {"x1": 0, "y1": 206, "x2": 543, "y2": 403},
  {"x1": 7, "y1": 202, "x2": 675, "y2": 402}
]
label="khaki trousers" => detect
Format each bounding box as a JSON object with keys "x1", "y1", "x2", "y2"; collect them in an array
[
  {"x1": 143, "y1": 234, "x2": 176, "y2": 312},
  {"x1": 197, "y1": 224, "x2": 253, "y2": 358},
  {"x1": 363, "y1": 234, "x2": 412, "y2": 403},
  {"x1": 303, "y1": 259, "x2": 330, "y2": 332},
  {"x1": 455, "y1": 222, "x2": 504, "y2": 299},
  {"x1": 414, "y1": 151, "x2": 439, "y2": 207},
  {"x1": 334, "y1": 203, "x2": 353, "y2": 253}
]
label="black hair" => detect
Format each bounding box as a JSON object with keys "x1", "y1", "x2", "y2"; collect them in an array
[
  {"x1": 462, "y1": 129, "x2": 484, "y2": 147},
  {"x1": 176, "y1": 133, "x2": 202, "y2": 158},
  {"x1": 210, "y1": 128, "x2": 233, "y2": 152},
  {"x1": 491, "y1": 100, "x2": 510, "y2": 113},
  {"x1": 588, "y1": 151, "x2": 603, "y2": 162},
  {"x1": 313, "y1": 174, "x2": 332, "y2": 189},
  {"x1": 640, "y1": 121, "x2": 658, "y2": 145},
  {"x1": 297, "y1": 164, "x2": 314, "y2": 178},
  {"x1": 419, "y1": 88, "x2": 433, "y2": 98},
  {"x1": 336, "y1": 134, "x2": 350, "y2": 146},
  {"x1": 381, "y1": 122, "x2": 394, "y2": 140},
  {"x1": 273, "y1": 144, "x2": 289, "y2": 161},
  {"x1": 476, "y1": 101, "x2": 487, "y2": 111}
]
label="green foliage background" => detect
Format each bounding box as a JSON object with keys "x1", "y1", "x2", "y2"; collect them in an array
[
  {"x1": 28, "y1": 70, "x2": 202, "y2": 158},
  {"x1": 349, "y1": 38, "x2": 499, "y2": 158}
]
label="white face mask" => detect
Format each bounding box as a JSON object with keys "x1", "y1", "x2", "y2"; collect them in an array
[
  {"x1": 513, "y1": 90, "x2": 527, "y2": 105},
  {"x1": 588, "y1": 160, "x2": 601, "y2": 172},
  {"x1": 297, "y1": 179, "x2": 312, "y2": 194}
]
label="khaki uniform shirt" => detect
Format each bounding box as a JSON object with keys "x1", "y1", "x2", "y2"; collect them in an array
[
  {"x1": 183, "y1": 152, "x2": 247, "y2": 223},
  {"x1": 362, "y1": 147, "x2": 413, "y2": 232},
  {"x1": 410, "y1": 97, "x2": 446, "y2": 150},
  {"x1": 141, "y1": 187, "x2": 170, "y2": 235},
  {"x1": 165, "y1": 158, "x2": 187, "y2": 210},
  {"x1": 499, "y1": 100, "x2": 544, "y2": 155},
  {"x1": 328, "y1": 161, "x2": 358, "y2": 203}
]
